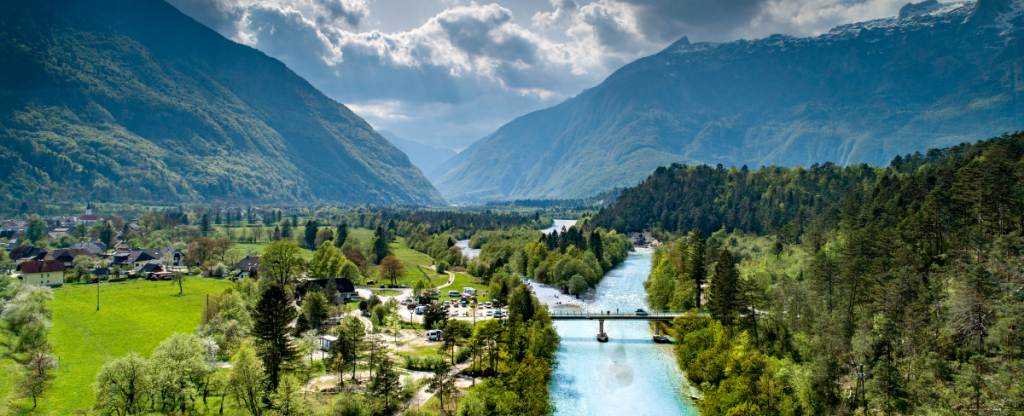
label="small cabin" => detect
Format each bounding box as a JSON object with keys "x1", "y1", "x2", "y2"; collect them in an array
[{"x1": 320, "y1": 335, "x2": 338, "y2": 351}]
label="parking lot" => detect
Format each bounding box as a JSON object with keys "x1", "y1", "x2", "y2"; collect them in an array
[{"x1": 399, "y1": 296, "x2": 505, "y2": 323}]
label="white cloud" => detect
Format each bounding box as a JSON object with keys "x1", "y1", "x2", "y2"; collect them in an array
[
  {"x1": 346, "y1": 100, "x2": 412, "y2": 121},
  {"x1": 166, "y1": 0, "x2": 936, "y2": 149}
]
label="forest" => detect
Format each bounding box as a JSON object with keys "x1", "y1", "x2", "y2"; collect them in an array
[
  {"x1": 463, "y1": 226, "x2": 633, "y2": 296},
  {"x1": 623, "y1": 132, "x2": 1024, "y2": 414}
]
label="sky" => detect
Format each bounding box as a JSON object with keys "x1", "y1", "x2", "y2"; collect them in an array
[{"x1": 166, "y1": 0, "x2": 923, "y2": 151}]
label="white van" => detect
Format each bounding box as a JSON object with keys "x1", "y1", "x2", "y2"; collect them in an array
[
  {"x1": 415, "y1": 306, "x2": 426, "y2": 315},
  {"x1": 426, "y1": 329, "x2": 444, "y2": 341},
  {"x1": 462, "y1": 287, "x2": 477, "y2": 295},
  {"x1": 448, "y1": 290, "x2": 460, "y2": 297}
]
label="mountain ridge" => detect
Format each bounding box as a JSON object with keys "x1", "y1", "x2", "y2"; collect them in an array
[
  {"x1": 378, "y1": 130, "x2": 456, "y2": 178},
  {"x1": 434, "y1": 0, "x2": 1024, "y2": 203},
  {"x1": 0, "y1": 0, "x2": 447, "y2": 206}
]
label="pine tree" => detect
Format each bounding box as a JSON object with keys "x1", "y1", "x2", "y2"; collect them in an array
[
  {"x1": 589, "y1": 230, "x2": 604, "y2": 262},
  {"x1": 201, "y1": 214, "x2": 210, "y2": 237},
  {"x1": 689, "y1": 230, "x2": 707, "y2": 309},
  {"x1": 369, "y1": 357, "x2": 401, "y2": 411},
  {"x1": 372, "y1": 237, "x2": 391, "y2": 264},
  {"x1": 335, "y1": 223, "x2": 348, "y2": 248},
  {"x1": 304, "y1": 220, "x2": 318, "y2": 248},
  {"x1": 330, "y1": 317, "x2": 366, "y2": 383},
  {"x1": 708, "y1": 249, "x2": 740, "y2": 325},
  {"x1": 281, "y1": 220, "x2": 292, "y2": 240},
  {"x1": 252, "y1": 284, "x2": 298, "y2": 391}
]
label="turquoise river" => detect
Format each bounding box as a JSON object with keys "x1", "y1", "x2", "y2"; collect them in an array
[{"x1": 530, "y1": 247, "x2": 699, "y2": 416}]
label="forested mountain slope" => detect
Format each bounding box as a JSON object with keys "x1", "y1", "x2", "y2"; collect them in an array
[
  {"x1": 595, "y1": 132, "x2": 1024, "y2": 414},
  {"x1": 436, "y1": 0, "x2": 1024, "y2": 203},
  {"x1": 0, "y1": 0, "x2": 447, "y2": 206}
]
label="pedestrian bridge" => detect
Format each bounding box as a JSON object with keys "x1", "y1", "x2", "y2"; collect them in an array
[
  {"x1": 549, "y1": 310, "x2": 702, "y2": 341},
  {"x1": 548, "y1": 311, "x2": 684, "y2": 321}
]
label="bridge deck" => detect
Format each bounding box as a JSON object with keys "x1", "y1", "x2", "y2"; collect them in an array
[{"x1": 549, "y1": 312, "x2": 684, "y2": 321}]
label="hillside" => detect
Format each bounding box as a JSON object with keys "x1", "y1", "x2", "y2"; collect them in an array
[
  {"x1": 378, "y1": 130, "x2": 456, "y2": 177},
  {"x1": 0, "y1": 0, "x2": 447, "y2": 206},
  {"x1": 617, "y1": 131, "x2": 1024, "y2": 415},
  {"x1": 435, "y1": 0, "x2": 1024, "y2": 203}
]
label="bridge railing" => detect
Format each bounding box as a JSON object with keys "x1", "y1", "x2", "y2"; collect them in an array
[{"x1": 548, "y1": 310, "x2": 698, "y2": 318}]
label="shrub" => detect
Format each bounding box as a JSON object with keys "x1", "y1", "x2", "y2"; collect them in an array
[{"x1": 212, "y1": 263, "x2": 228, "y2": 277}]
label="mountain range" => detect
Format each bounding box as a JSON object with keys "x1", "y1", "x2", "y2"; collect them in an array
[
  {"x1": 0, "y1": 0, "x2": 446, "y2": 206},
  {"x1": 378, "y1": 130, "x2": 456, "y2": 179},
  {"x1": 434, "y1": 0, "x2": 1024, "y2": 203}
]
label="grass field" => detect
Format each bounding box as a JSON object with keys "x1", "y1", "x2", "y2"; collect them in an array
[
  {"x1": 447, "y1": 273, "x2": 493, "y2": 303},
  {"x1": 229, "y1": 242, "x2": 316, "y2": 262},
  {"x1": 8, "y1": 278, "x2": 234, "y2": 415}
]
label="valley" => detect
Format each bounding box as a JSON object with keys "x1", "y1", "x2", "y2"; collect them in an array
[{"x1": 3, "y1": 0, "x2": 1024, "y2": 415}]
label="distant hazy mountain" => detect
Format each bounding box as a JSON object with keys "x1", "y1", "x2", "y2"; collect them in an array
[
  {"x1": 0, "y1": 0, "x2": 447, "y2": 206},
  {"x1": 435, "y1": 0, "x2": 1024, "y2": 203},
  {"x1": 377, "y1": 130, "x2": 456, "y2": 178}
]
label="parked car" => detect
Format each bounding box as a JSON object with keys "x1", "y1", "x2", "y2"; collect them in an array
[
  {"x1": 426, "y1": 329, "x2": 444, "y2": 341},
  {"x1": 448, "y1": 290, "x2": 460, "y2": 297}
]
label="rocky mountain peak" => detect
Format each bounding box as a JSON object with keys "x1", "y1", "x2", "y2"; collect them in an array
[
  {"x1": 968, "y1": 0, "x2": 1022, "y2": 24},
  {"x1": 899, "y1": 0, "x2": 943, "y2": 19}
]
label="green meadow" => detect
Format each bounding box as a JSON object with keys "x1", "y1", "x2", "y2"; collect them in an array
[{"x1": 2, "y1": 277, "x2": 233, "y2": 415}]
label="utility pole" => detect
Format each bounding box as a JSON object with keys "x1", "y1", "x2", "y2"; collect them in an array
[{"x1": 96, "y1": 280, "x2": 100, "y2": 311}]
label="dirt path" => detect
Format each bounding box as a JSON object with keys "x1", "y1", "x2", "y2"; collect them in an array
[
  {"x1": 405, "y1": 359, "x2": 478, "y2": 407},
  {"x1": 435, "y1": 271, "x2": 456, "y2": 289}
]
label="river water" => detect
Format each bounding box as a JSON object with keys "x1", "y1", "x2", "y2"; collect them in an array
[
  {"x1": 456, "y1": 219, "x2": 579, "y2": 260},
  {"x1": 460, "y1": 218, "x2": 696, "y2": 415},
  {"x1": 541, "y1": 219, "x2": 578, "y2": 235},
  {"x1": 539, "y1": 247, "x2": 698, "y2": 416}
]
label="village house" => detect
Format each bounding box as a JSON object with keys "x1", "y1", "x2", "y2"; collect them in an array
[
  {"x1": 44, "y1": 248, "x2": 93, "y2": 268},
  {"x1": 47, "y1": 228, "x2": 70, "y2": 240},
  {"x1": 295, "y1": 278, "x2": 357, "y2": 302},
  {"x1": 91, "y1": 267, "x2": 110, "y2": 283},
  {"x1": 9, "y1": 245, "x2": 48, "y2": 264},
  {"x1": 0, "y1": 220, "x2": 28, "y2": 234},
  {"x1": 70, "y1": 240, "x2": 107, "y2": 255},
  {"x1": 126, "y1": 249, "x2": 159, "y2": 271},
  {"x1": 17, "y1": 260, "x2": 66, "y2": 287},
  {"x1": 235, "y1": 255, "x2": 260, "y2": 278},
  {"x1": 158, "y1": 247, "x2": 183, "y2": 266},
  {"x1": 141, "y1": 263, "x2": 174, "y2": 280},
  {"x1": 0, "y1": 230, "x2": 18, "y2": 241}
]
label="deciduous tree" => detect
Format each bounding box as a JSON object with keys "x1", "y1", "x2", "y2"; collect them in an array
[{"x1": 379, "y1": 255, "x2": 405, "y2": 287}]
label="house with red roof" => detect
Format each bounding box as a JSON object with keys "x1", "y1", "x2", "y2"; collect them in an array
[{"x1": 17, "y1": 260, "x2": 66, "y2": 287}]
